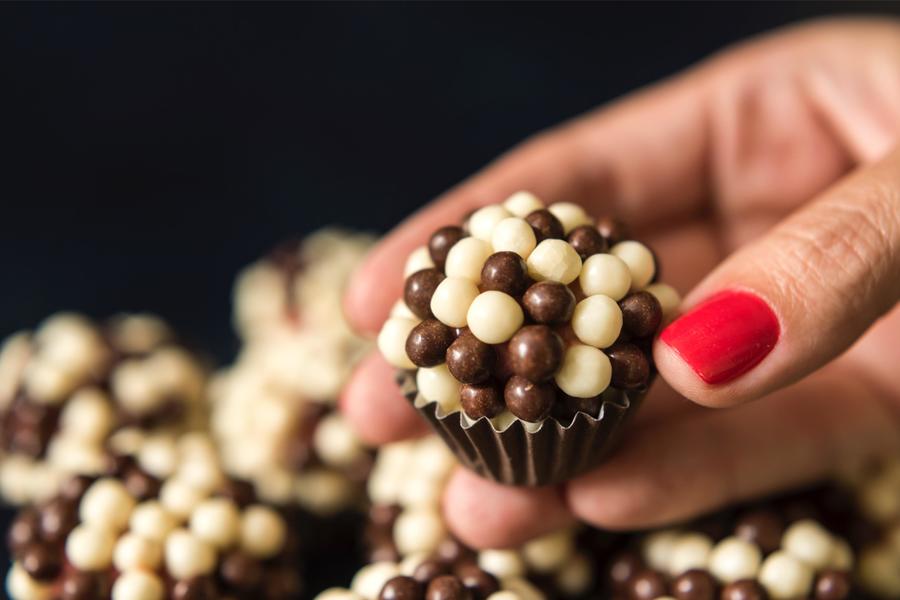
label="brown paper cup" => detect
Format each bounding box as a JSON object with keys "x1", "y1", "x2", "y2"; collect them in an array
[{"x1": 397, "y1": 371, "x2": 646, "y2": 487}]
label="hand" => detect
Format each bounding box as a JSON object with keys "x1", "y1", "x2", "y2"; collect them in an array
[{"x1": 342, "y1": 18, "x2": 900, "y2": 548}]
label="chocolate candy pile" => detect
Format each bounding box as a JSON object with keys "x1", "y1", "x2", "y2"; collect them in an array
[
  {"x1": 5, "y1": 432, "x2": 302, "y2": 600},
  {"x1": 378, "y1": 192, "x2": 679, "y2": 428},
  {"x1": 0, "y1": 314, "x2": 207, "y2": 506}
]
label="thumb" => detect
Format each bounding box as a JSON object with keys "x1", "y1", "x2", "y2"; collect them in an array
[{"x1": 655, "y1": 145, "x2": 900, "y2": 407}]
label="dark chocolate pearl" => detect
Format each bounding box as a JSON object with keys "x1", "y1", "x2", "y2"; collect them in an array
[
  {"x1": 720, "y1": 580, "x2": 768, "y2": 600},
  {"x1": 734, "y1": 510, "x2": 783, "y2": 555},
  {"x1": 60, "y1": 475, "x2": 94, "y2": 501},
  {"x1": 406, "y1": 320, "x2": 456, "y2": 367},
  {"x1": 522, "y1": 281, "x2": 576, "y2": 325},
  {"x1": 672, "y1": 569, "x2": 716, "y2": 600},
  {"x1": 508, "y1": 325, "x2": 564, "y2": 382},
  {"x1": 426, "y1": 575, "x2": 472, "y2": 600},
  {"x1": 217, "y1": 478, "x2": 256, "y2": 507},
  {"x1": 567, "y1": 225, "x2": 608, "y2": 260},
  {"x1": 105, "y1": 452, "x2": 134, "y2": 477},
  {"x1": 454, "y1": 563, "x2": 499, "y2": 600},
  {"x1": 504, "y1": 376, "x2": 555, "y2": 422},
  {"x1": 122, "y1": 468, "x2": 161, "y2": 501},
  {"x1": 263, "y1": 567, "x2": 304, "y2": 600},
  {"x1": 436, "y1": 537, "x2": 475, "y2": 565},
  {"x1": 525, "y1": 209, "x2": 564, "y2": 242},
  {"x1": 814, "y1": 570, "x2": 851, "y2": 600},
  {"x1": 608, "y1": 551, "x2": 643, "y2": 591},
  {"x1": 404, "y1": 269, "x2": 445, "y2": 319},
  {"x1": 480, "y1": 252, "x2": 530, "y2": 297},
  {"x1": 460, "y1": 384, "x2": 504, "y2": 420},
  {"x1": 219, "y1": 551, "x2": 264, "y2": 590},
  {"x1": 369, "y1": 504, "x2": 402, "y2": 528},
  {"x1": 606, "y1": 343, "x2": 650, "y2": 390},
  {"x1": 619, "y1": 292, "x2": 663, "y2": 339},
  {"x1": 7, "y1": 509, "x2": 40, "y2": 556},
  {"x1": 60, "y1": 571, "x2": 102, "y2": 600},
  {"x1": 369, "y1": 540, "x2": 401, "y2": 563},
  {"x1": 380, "y1": 575, "x2": 425, "y2": 600},
  {"x1": 596, "y1": 215, "x2": 630, "y2": 245},
  {"x1": 429, "y1": 226, "x2": 466, "y2": 271},
  {"x1": 413, "y1": 559, "x2": 451, "y2": 584},
  {"x1": 21, "y1": 543, "x2": 62, "y2": 581},
  {"x1": 39, "y1": 497, "x2": 78, "y2": 544},
  {"x1": 629, "y1": 569, "x2": 668, "y2": 600},
  {"x1": 446, "y1": 332, "x2": 495, "y2": 384}
]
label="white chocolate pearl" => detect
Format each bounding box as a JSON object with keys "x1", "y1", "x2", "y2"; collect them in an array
[
  {"x1": 781, "y1": 519, "x2": 836, "y2": 570},
  {"x1": 445, "y1": 237, "x2": 493, "y2": 283},
  {"x1": 547, "y1": 202, "x2": 592, "y2": 234},
  {"x1": 294, "y1": 468, "x2": 356, "y2": 516},
  {"x1": 190, "y1": 498, "x2": 241, "y2": 549},
  {"x1": 610, "y1": 241, "x2": 655, "y2": 289},
  {"x1": 400, "y1": 476, "x2": 443, "y2": 507},
  {"x1": 430, "y1": 277, "x2": 480, "y2": 328},
  {"x1": 390, "y1": 300, "x2": 418, "y2": 320},
  {"x1": 642, "y1": 530, "x2": 682, "y2": 572},
  {"x1": 65, "y1": 524, "x2": 116, "y2": 571},
  {"x1": 111, "y1": 570, "x2": 164, "y2": 600},
  {"x1": 526, "y1": 239, "x2": 582, "y2": 284},
  {"x1": 668, "y1": 533, "x2": 713, "y2": 576},
  {"x1": 469, "y1": 205, "x2": 512, "y2": 241},
  {"x1": 708, "y1": 536, "x2": 762, "y2": 584},
  {"x1": 492, "y1": 218, "x2": 537, "y2": 259},
  {"x1": 579, "y1": 254, "x2": 632, "y2": 301},
  {"x1": 377, "y1": 317, "x2": 417, "y2": 369},
  {"x1": 485, "y1": 593, "x2": 518, "y2": 600},
  {"x1": 571, "y1": 295, "x2": 622, "y2": 349},
  {"x1": 176, "y1": 458, "x2": 222, "y2": 494},
  {"x1": 137, "y1": 436, "x2": 178, "y2": 479},
  {"x1": 478, "y1": 549, "x2": 526, "y2": 578},
  {"x1": 315, "y1": 588, "x2": 365, "y2": 600},
  {"x1": 399, "y1": 552, "x2": 430, "y2": 576},
  {"x1": 828, "y1": 538, "x2": 854, "y2": 570},
  {"x1": 80, "y1": 478, "x2": 136, "y2": 531},
  {"x1": 522, "y1": 530, "x2": 575, "y2": 574},
  {"x1": 554, "y1": 345, "x2": 611, "y2": 398},
  {"x1": 23, "y1": 360, "x2": 76, "y2": 405},
  {"x1": 500, "y1": 577, "x2": 544, "y2": 600},
  {"x1": 644, "y1": 283, "x2": 681, "y2": 317},
  {"x1": 60, "y1": 388, "x2": 113, "y2": 442},
  {"x1": 404, "y1": 246, "x2": 435, "y2": 277},
  {"x1": 466, "y1": 291, "x2": 524, "y2": 344},
  {"x1": 858, "y1": 475, "x2": 900, "y2": 522},
  {"x1": 351, "y1": 562, "x2": 401, "y2": 600},
  {"x1": 394, "y1": 507, "x2": 446, "y2": 556},
  {"x1": 555, "y1": 553, "x2": 593, "y2": 597},
  {"x1": 113, "y1": 532, "x2": 163, "y2": 571},
  {"x1": 240, "y1": 505, "x2": 286, "y2": 559},
  {"x1": 758, "y1": 551, "x2": 813, "y2": 599},
  {"x1": 129, "y1": 501, "x2": 176, "y2": 543},
  {"x1": 313, "y1": 414, "x2": 365, "y2": 469},
  {"x1": 416, "y1": 364, "x2": 462, "y2": 414},
  {"x1": 159, "y1": 479, "x2": 205, "y2": 521},
  {"x1": 503, "y1": 191, "x2": 544, "y2": 217},
  {"x1": 164, "y1": 529, "x2": 216, "y2": 580},
  {"x1": 6, "y1": 562, "x2": 52, "y2": 600}
]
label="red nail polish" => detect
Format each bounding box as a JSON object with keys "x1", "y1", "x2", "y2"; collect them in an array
[{"x1": 660, "y1": 290, "x2": 780, "y2": 385}]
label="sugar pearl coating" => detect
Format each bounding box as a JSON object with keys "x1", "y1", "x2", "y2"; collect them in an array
[
  {"x1": 379, "y1": 318, "x2": 419, "y2": 369},
  {"x1": 566, "y1": 225, "x2": 608, "y2": 260},
  {"x1": 526, "y1": 239, "x2": 582, "y2": 284},
  {"x1": 620, "y1": 291, "x2": 663, "y2": 338},
  {"x1": 708, "y1": 537, "x2": 762, "y2": 584},
  {"x1": 491, "y1": 218, "x2": 537, "y2": 259},
  {"x1": 460, "y1": 383, "x2": 504, "y2": 420},
  {"x1": 405, "y1": 246, "x2": 436, "y2": 278},
  {"x1": 508, "y1": 325, "x2": 564, "y2": 382},
  {"x1": 579, "y1": 253, "x2": 632, "y2": 300},
  {"x1": 468, "y1": 205, "x2": 512, "y2": 242},
  {"x1": 429, "y1": 226, "x2": 466, "y2": 271},
  {"x1": 481, "y1": 252, "x2": 531, "y2": 297},
  {"x1": 554, "y1": 345, "x2": 611, "y2": 398},
  {"x1": 446, "y1": 331, "x2": 495, "y2": 384},
  {"x1": 406, "y1": 320, "x2": 456, "y2": 368},
  {"x1": 525, "y1": 209, "x2": 565, "y2": 242},
  {"x1": 758, "y1": 551, "x2": 813, "y2": 599},
  {"x1": 503, "y1": 191, "x2": 544, "y2": 217},
  {"x1": 417, "y1": 364, "x2": 462, "y2": 413},
  {"x1": 466, "y1": 292, "x2": 524, "y2": 344},
  {"x1": 644, "y1": 283, "x2": 681, "y2": 317},
  {"x1": 607, "y1": 343, "x2": 651, "y2": 390},
  {"x1": 129, "y1": 501, "x2": 176, "y2": 543},
  {"x1": 240, "y1": 505, "x2": 286, "y2": 559},
  {"x1": 611, "y1": 241, "x2": 656, "y2": 289},
  {"x1": 111, "y1": 570, "x2": 164, "y2": 600},
  {"x1": 505, "y1": 376, "x2": 555, "y2": 422},
  {"x1": 79, "y1": 478, "x2": 136, "y2": 531},
  {"x1": 165, "y1": 529, "x2": 217, "y2": 580},
  {"x1": 113, "y1": 532, "x2": 163, "y2": 571},
  {"x1": 781, "y1": 519, "x2": 836, "y2": 570},
  {"x1": 405, "y1": 269, "x2": 446, "y2": 319},
  {"x1": 445, "y1": 238, "x2": 493, "y2": 283},
  {"x1": 190, "y1": 498, "x2": 241, "y2": 548},
  {"x1": 547, "y1": 202, "x2": 591, "y2": 234},
  {"x1": 522, "y1": 281, "x2": 576, "y2": 324},
  {"x1": 65, "y1": 524, "x2": 116, "y2": 571},
  {"x1": 571, "y1": 295, "x2": 622, "y2": 349},
  {"x1": 668, "y1": 533, "x2": 713, "y2": 576}
]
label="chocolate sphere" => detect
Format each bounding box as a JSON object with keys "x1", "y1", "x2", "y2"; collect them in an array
[
  {"x1": 39, "y1": 497, "x2": 77, "y2": 544},
  {"x1": 427, "y1": 575, "x2": 472, "y2": 600},
  {"x1": 525, "y1": 209, "x2": 564, "y2": 242},
  {"x1": 606, "y1": 343, "x2": 651, "y2": 390},
  {"x1": 446, "y1": 332, "x2": 495, "y2": 384},
  {"x1": 504, "y1": 376, "x2": 555, "y2": 422},
  {"x1": 596, "y1": 215, "x2": 630, "y2": 245},
  {"x1": 60, "y1": 475, "x2": 94, "y2": 501},
  {"x1": 480, "y1": 252, "x2": 531, "y2": 296},
  {"x1": 629, "y1": 569, "x2": 668, "y2": 600},
  {"x1": 460, "y1": 384, "x2": 504, "y2": 420},
  {"x1": 609, "y1": 551, "x2": 643, "y2": 591},
  {"x1": 672, "y1": 570, "x2": 716, "y2": 600},
  {"x1": 122, "y1": 467, "x2": 161, "y2": 501},
  {"x1": 454, "y1": 563, "x2": 500, "y2": 600},
  {"x1": 369, "y1": 504, "x2": 402, "y2": 528},
  {"x1": 60, "y1": 571, "x2": 103, "y2": 600},
  {"x1": 380, "y1": 575, "x2": 426, "y2": 600},
  {"x1": 619, "y1": 291, "x2": 662, "y2": 338},
  {"x1": 21, "y1": 543, "x2": 61, "y2": 581},
  {"x1": 436, "y1": 537, "x2": 475, "y2": 565},
  {"x1": 720, "y1": 580, "x2": 768, "y2": 600},
  {"x1": 7, "y1": 509, "x2": 40, "y2": 556},
  {"x1": 413, "y1": 559, "x2": 451, "y2": 584},
  {"x1": 217, "y1": 478, "x2": 256, "y2": 507},
  {"x1": 507, "y1": 325, "x2": 564, "y2": 382},
  {"x1": 405, "y1": 268, "x2": 446, "y2": 319},
  {"x1": 522, "y1": 281, "x2": 576, "y2": 324},
  {"x1": 407, "y1": 319, "x2": 456, "y2": 367},
  {"x1": 429, "y1": 226, "x2": 466, "y2": 271},
  {"x1": 734, "y1": 509, "x2": 783, "y2": 555},
  {"x1": 814, "y1": 570, "x2": 851, "y2": 600},
  {"x1": 220, "y1": 551, "x2": 264, "y2": 590},
  {"x1": 567, "y1": 225, "x2": 608, "y2": 259}
]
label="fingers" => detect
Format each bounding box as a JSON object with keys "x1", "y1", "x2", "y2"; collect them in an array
[
  {"x1": 656, "y1": 146, "x2": 900, "y2": 408},
  {"x1": 566, "y1": 370, "x2": 900, "y2": 530}
]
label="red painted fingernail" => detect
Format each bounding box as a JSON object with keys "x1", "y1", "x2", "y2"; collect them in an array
[{"x1": 660, "y1": 290, "x2": 780, "y2": 385}]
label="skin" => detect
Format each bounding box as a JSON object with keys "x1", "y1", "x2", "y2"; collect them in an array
[{"x1": 341, "y1": 18, "x2": 900, "y2": 547}]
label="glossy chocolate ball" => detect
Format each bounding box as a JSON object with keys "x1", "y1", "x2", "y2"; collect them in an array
[
  {"x1": 609, "y1": 551, "x2": 643, "y2": 591},
  {"x1": 734, "y1": 510, "x2": 783, "y2": 555},
  {"x1": 672, "y1": 569, "x2": 716, "y2": 600},
  {"x1": 7, "y1": 509, "x2": 40, "y2": 556},
  {"x1": 480, "y1": 252, "x2": 531, "y2": 296},
  {"x1": 720, "y1": 580, "x2": 768, "y2": 600},
  {"x1": 596, "y1": 215, "x2": 630, "y2": 245},
  {"x1": 525, "y1": 209, "x2": 565, "y2": 242},
  {"x1": 60, "y1": 475, "x2": 94, "y2": 501},
  {"x1": 606, "y1": 343, "x2": 650, "y2": 390},
  {"x1": 504, "y1": 376, "x2": 555, "y2": 422},
  {"x1": 407, "y1": 320, "x2": 456, "y2": 367},
  {"x1": 380, "y1": 575, "x2": 426, "y2": 600},
  {"x1": 507, "y1": 325, "x2": 564, "y2": 382},
  {"x1": 21, "y1": 542, "x2": 62, "y2": 581},
  {"x1": 413, "y1": 559, "x2": 451, "y2": 584},
  {"x1": 567, "y1": 225, "x2": 608, "y2": 259},
  {"x1": 619, "y1": 291, "x2": 662, "y2": 338},
  {"x1": 405, "y1": 268, "x2": 446, "y2": 319},
  {"x1": 429, "y1": 226, "x2": 466, "y2": 271},
  {"x1": 522, "y1": 281, "x2": 576, "y2": 325},
  {"x1": 446, "y1": 332, "x2": 495, "y2": 384},
  {"x1": 814, "y1": 570, "x2": 851, "y2": 600},
  {"x1": 629, "y1": 569, "x2": 668, "y2": 600},
  {"x1": 426, "y1": 575, "x2": 472, "y2": 600},
  {"x1": 60, "y1": 571, "x2": 103, "y2": 600},
  {"x1": 454, "y1": 563, "x2": 500, "y2": 600},
  {"x1": 219, "y1": 551, "x2": 264, "y2": 590},
  {"x1": 39, "y1": 497, "x2": 78, "y2": 544},
  {"x1": 460, "y1": 384, "x2": 504, "y2": 420}
]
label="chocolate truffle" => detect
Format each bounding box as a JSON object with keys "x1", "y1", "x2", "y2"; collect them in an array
[
  {"x1": 619, "y1": 291, "x2": 663, "y2": 339},
  {"x1": 405, "y1": 269, "x2": 446, "y2": 319},
  {"x1": 507, "y1": 326, "x2": 564, "y2": 383},
  {"x1": 380, "y1": 575, "x2": 425, "y2": 600},
  {"x1": 426, "y1": 575, "x2": 472, "y2": 600},
  {"x1": 460, "y1": 384, "x2": 504, "y2": 420},
  {"x1": 429, "y1": 226, "x2": 466, "y2": 271},
  {"x1": 525, "y1": 209, "x2": 565, "y2": 242},
  {"x1": 606, "y1": 343, "x2": 651, "y2": 390},
  {"x1": 406, "y1": 320, "x2": 456, "y2": 368},
  {"x1": 522, "y1": 281, "x2": 576, "y2": 325},
  {"x1": 446, "y1": 332, "x2": 495, "y2": 384},
  {"x1": 480, "y1": 252, "x2": 531, "y2": 297},
  {"x1": 567, "y1": 225, "x2": 608, "y2": 260},
  {"x1": 504, "y1": 376, "x2": 555, "y2": 422}
]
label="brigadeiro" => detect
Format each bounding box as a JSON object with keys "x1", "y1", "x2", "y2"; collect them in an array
[
  {"x1": 4, "y1": 432, "x2": 303, "y2": 600},
  {"x1": 376, "y1": 191, "x2": 681, "y2": 485},
  {"x1": 0, "y1": 313, "x2": 208, "y2": 506}
]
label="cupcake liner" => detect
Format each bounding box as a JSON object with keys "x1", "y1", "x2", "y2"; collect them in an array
[{"x1": 397, "y1": 371, "x2": 646, "y2": 487}]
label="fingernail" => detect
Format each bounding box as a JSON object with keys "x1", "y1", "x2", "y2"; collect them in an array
[{"x1": 660, "y1": 290, "x2": 780, "y2": 385}]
